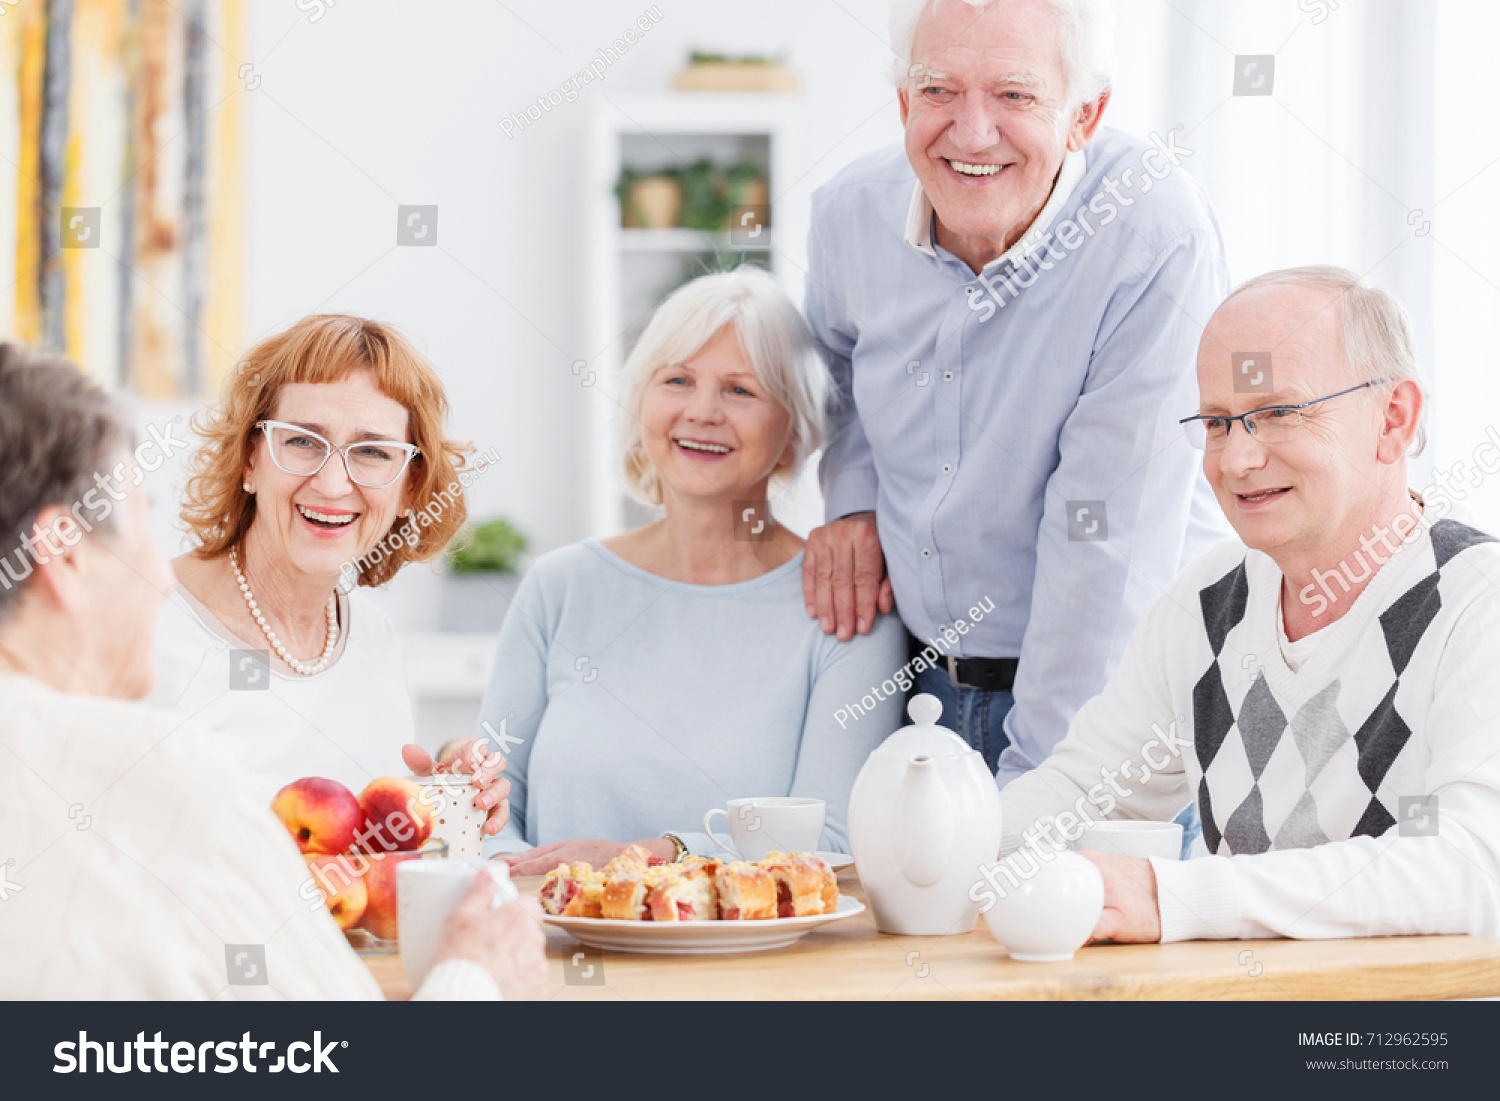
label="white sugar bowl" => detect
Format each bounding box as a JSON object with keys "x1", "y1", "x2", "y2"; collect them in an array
[{"x1": 981, "y1": 850, "x2": 1104, "y2": 962}]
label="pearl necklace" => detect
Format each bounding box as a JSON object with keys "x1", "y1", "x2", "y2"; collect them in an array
[{"x1": 229, "y1": 547, "x2": 339, "y2": 676}]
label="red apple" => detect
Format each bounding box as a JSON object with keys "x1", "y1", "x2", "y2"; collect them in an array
[
  {"x1": 303, "y1": 854, "x2": 367, "y2": 930},
  {"x1": 271, "y1": 777, "x2": 362, "y2": 854},
  {"x1": 355, "y1": 777, "x2": 433, "y2": 854},
  {"x1": 358, "y1": 851, "x2": 420, "y2": 940}
]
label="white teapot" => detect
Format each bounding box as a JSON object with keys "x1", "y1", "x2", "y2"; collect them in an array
[{"x1": 848, "y1": 693, "x2": 1002, "y2": 935}]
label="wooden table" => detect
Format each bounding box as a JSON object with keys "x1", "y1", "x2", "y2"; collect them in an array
[{"x1": 366, "y1": 868, "x2": 1500, "y2": 1000}]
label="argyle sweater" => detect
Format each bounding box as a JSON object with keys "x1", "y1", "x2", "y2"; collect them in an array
[{"x1": 1000, "y1": 516, "x2": 1500, "y2": 941}]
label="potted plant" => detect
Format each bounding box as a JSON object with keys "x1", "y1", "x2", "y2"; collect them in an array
[
  {"x1": 615, "y1": 166, "x2": 682, "y2": 229},
  {"x1": 673, "y1": 158, "x2": 732, "y2": 230},
  {"x1": 722, "y1": 159, "x2": 769, "y2": 228},
  {"x1": 437, "y1": 517, "x2": 529, "y2": 631}
]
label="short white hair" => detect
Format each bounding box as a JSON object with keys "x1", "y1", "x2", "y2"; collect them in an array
[
  {"x1": 619, "y1": 268, "x2": 828, "y2": 508},
  {"x1": 1223, "y1": 265, "x2": 1428, "y2": 456},
  {"x1": 889, "y1": 0, "x2": 1115, "y2": 104}
]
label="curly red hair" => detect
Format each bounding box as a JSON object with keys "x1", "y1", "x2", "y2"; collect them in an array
[{"x1": 181, "y1": 314, "x2": 472, "y2": 587}]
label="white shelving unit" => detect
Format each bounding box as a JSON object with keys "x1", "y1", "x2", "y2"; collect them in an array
[{"x1": 582, "y1": 92, "x2": 804, "y2": 537}]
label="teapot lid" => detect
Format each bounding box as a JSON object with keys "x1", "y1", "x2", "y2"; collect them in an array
[{"x1": 875, "y1": 693, "x2": 974, "y2": 758}]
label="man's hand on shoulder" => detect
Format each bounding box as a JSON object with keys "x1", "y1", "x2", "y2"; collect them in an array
[{"x1": 802, "y1": 512, "x2": 894, "y2": 641}]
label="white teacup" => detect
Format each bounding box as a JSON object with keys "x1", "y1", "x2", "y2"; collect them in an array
[
  {"x1": 397, "y1": 859, "x2": 517, "y2": 988},
  {"x1": 412, "y1": 773, "x2": 486, "y2": 861},
  {"x1": 981, "y1": 850, "x2": 1104, "y2": 962},
  {"x1": 1077, "y1": 820, "x2": 1183, "y2": 861},
  {"x1": 703, "y1": 797, "x2": 825, "y2": 861}
]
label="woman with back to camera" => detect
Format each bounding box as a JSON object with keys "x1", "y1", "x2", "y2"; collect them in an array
[
  {"x1": 481, "y1": 268, "x2": 907, "y2": 874},
  {"x1": 152, "y1": 315, "x2": 510, "y2": 832}
]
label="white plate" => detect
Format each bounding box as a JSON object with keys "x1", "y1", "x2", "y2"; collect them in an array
[
  {"x1": 711, "y1": 850, "x2": 854, "y2": 870},
  {"x1": 542, "y1": 895, "x2": 865, "y2": 955}
]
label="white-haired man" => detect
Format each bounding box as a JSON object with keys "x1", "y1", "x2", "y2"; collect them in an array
[
  {"x1": 994, "y1": 268, "x2": 1500, "y2": 942},
  {"x1": 802, "y1": 0, "x2": 1227, "y2": 794}
]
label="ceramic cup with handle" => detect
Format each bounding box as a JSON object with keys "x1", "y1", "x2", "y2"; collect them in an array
[
  {"x1": 703, "y1": 797, "x2": 825, "y2": 861},
  {"x1": 981, "y1": 850, "x2": 1105, "y2": 962},
  {"x1": 1077, "y1": 820, "x2": 1184, "y2": 861},
  {"x1": 397, "y1": 859, "x2": 518, "y2": 988}
]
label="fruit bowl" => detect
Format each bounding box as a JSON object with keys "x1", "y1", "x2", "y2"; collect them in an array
[{"x1": 339, "y1": 839, "x2": 448, "y2": 956}]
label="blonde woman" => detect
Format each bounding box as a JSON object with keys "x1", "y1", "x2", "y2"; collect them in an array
[
  {"x1": 151, "y1": 315, "x2": 509, "y2": 831},
  {"x1": 482, "y1": 269, "x2": 906, "y2": 874}
]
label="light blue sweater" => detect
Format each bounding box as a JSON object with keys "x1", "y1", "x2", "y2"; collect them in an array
[{"x1": 479, "y1": 539, "x2": 906, "y2": 857}]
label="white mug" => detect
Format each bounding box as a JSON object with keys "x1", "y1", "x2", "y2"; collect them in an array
[
  {"x1": 1077, "y1": 820, "x2": 1183, "y2": 861},
  {"x1": 703, "y1": 797, "x2": 825, "y2": 861},
  {"x1": 398, "y1": 859, "x2": 517, "y2": 989}
]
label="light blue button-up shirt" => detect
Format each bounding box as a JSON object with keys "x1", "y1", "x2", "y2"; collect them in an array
[{"x1": 806, "y1": 126, "x2": 1230, "y2": 787}]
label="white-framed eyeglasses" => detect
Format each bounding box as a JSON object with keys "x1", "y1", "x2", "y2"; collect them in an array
[{"x1": 255, "y1": 420, "x2": 419, "y2": 488}]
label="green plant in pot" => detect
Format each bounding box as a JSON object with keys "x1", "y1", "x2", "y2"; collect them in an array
[
  {"x1": 447, "y1": 518, "x2": 527, "y2": 574},
  {"x1": 723, "y1": 159, "x2": 769, "y2": 228},
  {"x1": 674, "y1": 157, "x2": 732, "y2": 231},
  {"x1": 615, "y1": 166, "x2": 682, "y2": 229},
  {"x1": 439, "y1": 518, "x2": 529, "y2": 631}
]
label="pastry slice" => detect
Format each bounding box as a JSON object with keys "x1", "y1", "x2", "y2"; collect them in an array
[
  {"x1": 645, "y1": 859, "x2": 719, "y2": 922},
  {"x1": 600, "y1": 870, "x2": 656, "y2": 920},
  {"x1": 714, "y1": 861, "x2": 777, "y2": 920},
  {"x1": 759, "y1": 851, "x2": 839, "y2": 917},
  {"x1": 602, "y1": 843, "x2": 661, "y2": 876},
  {"x1": 539, "y1": 861, "x2": 603, "y2": 917}
]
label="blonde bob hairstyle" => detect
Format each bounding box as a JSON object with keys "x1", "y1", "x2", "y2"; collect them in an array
[
  {"x1": 620, "y1": 267, "x2": 828, "y2": 507},
  {"x1": 181, "y1": 314, "x2": 472, "y2": 587}
]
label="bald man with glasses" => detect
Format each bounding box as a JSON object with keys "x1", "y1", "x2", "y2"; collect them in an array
[{"x1": 995, "y1": 267, "x2": 1500, "y2": 945}]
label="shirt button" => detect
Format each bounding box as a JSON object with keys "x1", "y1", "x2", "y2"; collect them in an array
[
  {"x1": 943, "y1": 371, "x2": 954, "y2": 382},
  {"x1": 941, "y1": 463, "x2": 952, "y2": 474},
  {"x1": 921, "y1": 548, "x2": 932, "y2": 558}
]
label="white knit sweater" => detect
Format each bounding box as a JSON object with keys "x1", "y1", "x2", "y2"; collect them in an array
[
  {"x1": 0, "y1": 673, "x2": 497, "y2": 999},
  {"x1": 999, "y1": 515, "x2": 1500, "y2": 941}
]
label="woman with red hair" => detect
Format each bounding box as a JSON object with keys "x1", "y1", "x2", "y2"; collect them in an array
[{"x1": 152, "y1": 314, "x2": 510, "y2": 832}]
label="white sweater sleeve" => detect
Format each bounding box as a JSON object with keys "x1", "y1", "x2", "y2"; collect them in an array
[
  {"x1": 998, "y1": 581, "x2": 1196, "y2": 853},
  {"x1": 1153, "y1": 596, "x2": 1500, "y2": 942},
  {"x1": 411, "y1": 959, "x2": 503, "y2": 1000}
]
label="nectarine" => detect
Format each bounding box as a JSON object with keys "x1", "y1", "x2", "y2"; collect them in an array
[
  {"x1": 355, "y1": 777, "x2": 434, "y2": 854},
  {"x1": 359, "y1": 851, "x2": 420, "y2": 941},
  {"x1": 304, "y1": 854, "x2": 367, "y2": 930},
  {"x1": 272, "y1": 777, "x2": 363, "y2": 854}
]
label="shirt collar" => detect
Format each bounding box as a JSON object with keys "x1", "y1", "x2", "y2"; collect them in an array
[{"x1": 903, "y1": 146, "x2": 1089, "y2": 268}]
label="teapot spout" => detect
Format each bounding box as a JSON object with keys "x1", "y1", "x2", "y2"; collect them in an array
[{"x1": 893, "y1": 754, "x2": 955, "y2": 887}]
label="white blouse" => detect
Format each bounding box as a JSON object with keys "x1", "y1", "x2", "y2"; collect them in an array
[{"x1": 149, "y1": 581, "x2": 417, "y2": 805}]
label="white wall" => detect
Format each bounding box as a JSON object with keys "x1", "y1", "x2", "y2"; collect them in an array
[
  {"x1": 181, "y1": 0, "x2": 1499, "y2": 634},
  {"x1": 237, "y1": 0, "x2": 902, "y2": 591}
]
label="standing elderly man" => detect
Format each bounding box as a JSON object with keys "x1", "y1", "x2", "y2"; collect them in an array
[
  {"x1": 995, "y1": 268, "x2": 1500, "y2": 942},
  {"x1": 803, "y1": 0, "x2": 1227, "y2": 787}
]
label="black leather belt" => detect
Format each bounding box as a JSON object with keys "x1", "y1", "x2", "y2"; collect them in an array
[
  {"x1": 946, "y1": 655, "x2": 1018, "y2": 692},
  {"x1": 908, "y1": 633, "x2": 1017, "y2": 692}
]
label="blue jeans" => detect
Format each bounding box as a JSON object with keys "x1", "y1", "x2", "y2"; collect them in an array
[
  {"x1": 1173, "y1": 800, "x2": 1203, "y2": 859},
  {"x1": 911, "y1": 659, "x2": 1015, "y2": 775}
]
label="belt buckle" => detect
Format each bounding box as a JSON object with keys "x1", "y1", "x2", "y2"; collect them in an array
[{"x1": 947, "y1": 655, "x2": 962, "y2": 690}]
